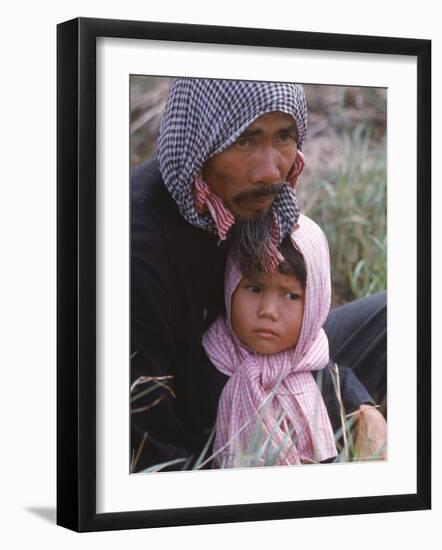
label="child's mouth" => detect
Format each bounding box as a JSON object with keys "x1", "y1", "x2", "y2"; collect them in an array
[{"x1": 253, "y1": 328, "x2": 278, "y2": 338}]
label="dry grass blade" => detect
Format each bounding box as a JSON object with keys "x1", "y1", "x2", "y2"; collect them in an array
[
  {"x1": 131, "y1": 394, "x2": 166, "y2": 414},
  {"x1": 193, "y1": 428, "x2": 216, "y2": 469},
  {"x1": 272, "y1": 427, "x2": 302, "y2": 464},
  {"x1": 194, "y1": 417, "x2": 254, "y2": 470},
  {"x1": 250, "y1": 411, "x2": 287, "y2": 466},
  {"x1": 130, "y1": 432, "x2": 148, "y2": 473},
  {"x1": 330, "y1": 362, "x2": 349, "y2": 460},
  {"x1": 130, "y1": 375, "x2": 176, "y2": 403},
  {"x1": 263, "y1": 417, "x2": 299, "y2": 466},
  {"x1": 344, "y1": 404, "x2": 380, "y2": 419},
  {"x1": 139, "y1": 457, "x2": 187, "y2": 474},
  {"x1": 131, "y1": 82, "x2": 170, "y2": 110},
  {"x1": 130, "y1": 375, "x2": 174, "y2": 393},
  {"x1": 131, "y1": 103, "x2": 166, "y2": 134},
  {"x1": 194, "y1": 391, "x2": 276, "y2": 469}
]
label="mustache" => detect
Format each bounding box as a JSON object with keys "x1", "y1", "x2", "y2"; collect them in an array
[{"x1": 233, "y1": 182, "x2": 285, "y2": 204}]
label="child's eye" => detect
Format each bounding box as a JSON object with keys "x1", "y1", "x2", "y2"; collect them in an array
[
  {"x1": 286, "y1": 292, "x2": 300, "y2": 300},
  {"x1": 246, "y1": 285, "x2": 261, "y2": 294}
]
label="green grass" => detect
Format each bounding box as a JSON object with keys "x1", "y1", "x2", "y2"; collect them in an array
[
  {"x1": 134, "y1": 365, "x2": 386, "y2": 473},
  {"x1": 302, "y1": 123, "x2": 386, "y2": 303}
]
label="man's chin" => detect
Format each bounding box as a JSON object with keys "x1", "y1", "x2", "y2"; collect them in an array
[
  {"x1": 233, "y1": 203, "x2": 273, "y2": 221},
  {"x1": 227, "y1": 206, "x2": 275, "y2": 274}
]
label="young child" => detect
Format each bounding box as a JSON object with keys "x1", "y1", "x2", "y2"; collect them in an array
[{"x1": 202, "y1": 214, "x2": 338, "y2": 467}]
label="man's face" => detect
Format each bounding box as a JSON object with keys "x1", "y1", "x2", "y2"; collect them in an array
[{"x1": 202, "y1": 111, "x2": 298, "y2": 219}]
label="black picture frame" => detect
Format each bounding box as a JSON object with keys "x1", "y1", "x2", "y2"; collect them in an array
[{"x1": 57, "y1": 17, "x2": 431, "y2": 532}]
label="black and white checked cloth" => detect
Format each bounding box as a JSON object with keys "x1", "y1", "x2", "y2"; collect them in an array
[{"x1": 158, "y1": 78, "x2": 307, "y2": 239}]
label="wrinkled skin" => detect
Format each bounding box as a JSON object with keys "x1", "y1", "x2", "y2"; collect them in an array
[
  {"x1": 353, "y1": 404, "x2": 387, "y2": 460},
  {"x1": 203, "y1": 112, "x2": 298, "y2": 219}
]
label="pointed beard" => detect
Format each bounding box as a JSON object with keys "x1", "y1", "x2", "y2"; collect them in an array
[{"x1": 227, "y1": 209, "x2": 274, "y2": 275}]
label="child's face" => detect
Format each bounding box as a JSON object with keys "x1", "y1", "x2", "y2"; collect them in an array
[{"x1": 231, "y1": 270, "x2": 305, "y2": 355}]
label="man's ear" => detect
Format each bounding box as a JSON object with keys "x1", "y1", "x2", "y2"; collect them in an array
[{"x1": 287, "y1": 151, "x2": 305, "y2": 189}]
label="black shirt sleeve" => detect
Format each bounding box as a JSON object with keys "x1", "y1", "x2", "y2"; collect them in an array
[
  {"x1": 130, "y1": 161, "x2": 225, "y2": 473},
  {"x1": 131, "y1": 211, "x2": 191, "y2": 472}
]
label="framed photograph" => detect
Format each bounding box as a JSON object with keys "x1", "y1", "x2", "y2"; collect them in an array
[{"x1": 57, "y1": 17, "x2": 431, "y2": 532}]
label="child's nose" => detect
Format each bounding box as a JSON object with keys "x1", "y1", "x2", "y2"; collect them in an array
[{"x1": 258, "y1": 298, "x2": 279, "y2": 321}]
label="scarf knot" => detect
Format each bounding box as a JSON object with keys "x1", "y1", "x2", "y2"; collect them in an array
[{"x1": 194, "y1": 175, "x2": 235, "y2": 241}]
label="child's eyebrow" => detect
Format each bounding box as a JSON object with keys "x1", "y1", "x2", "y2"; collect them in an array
[
  {"x1": 279, "y1": 285, "x2": 302, "y2": 292},
  {"x1": 278, "y1": 281, "x2": 303, "y2": 293},
  {"x1": 242, "y1": 274, "x2": 262, "y2": 286}
]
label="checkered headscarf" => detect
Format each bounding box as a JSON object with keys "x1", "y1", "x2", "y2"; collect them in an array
[{"x1": 158, "y1": 78, "x2": 307, "y2": 241}]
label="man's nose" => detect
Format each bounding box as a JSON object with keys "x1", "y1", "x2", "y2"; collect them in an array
[
  {"x1": 251, "y1": 148, "x2": 280, "y2": 185},
  {"x1": 258, "y1": 297, "x2": 279, "y2": 321}
]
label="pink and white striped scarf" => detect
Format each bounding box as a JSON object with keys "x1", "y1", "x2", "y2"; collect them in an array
[{"x1": 202, "y1": 214, "x2": 337, "y2": 467}]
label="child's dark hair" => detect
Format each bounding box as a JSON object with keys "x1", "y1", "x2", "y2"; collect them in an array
[
  {"x1": 240, "y1": 234, "x2": 307, "y2": 288},
  {"x1": 277, "y1": 235, "x2": 307, "y2": 289}
]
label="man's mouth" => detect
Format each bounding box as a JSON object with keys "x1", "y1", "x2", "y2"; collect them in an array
[
  {"x1": 233, "y1": 182, "x2": 284, "y2": 205},
  {"x1": 243, "y1": 195, "x2": 274, "y2": 208}
]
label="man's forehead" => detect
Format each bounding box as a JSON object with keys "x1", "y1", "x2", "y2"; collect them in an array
[{"x1": 241, "y1": 111, "x2": 296, "y2": 133}]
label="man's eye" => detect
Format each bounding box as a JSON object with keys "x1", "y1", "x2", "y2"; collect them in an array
[
  {"x1": 235, "y1": 137, "x2": 253, "y2": 147},
  {"x1": 277, "y1": 132, "x2": 296, "y2": 144}
]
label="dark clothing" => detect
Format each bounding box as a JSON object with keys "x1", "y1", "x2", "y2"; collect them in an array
[
  {"x1": 130, "y1": 159, "x2": 384, "y2": 473},
  {"x1": 131, "y1": 158, "x2": 227, "y2": 470},
  {"x1": 324, "y1": 293, "x2": 387, "y2": 412}
]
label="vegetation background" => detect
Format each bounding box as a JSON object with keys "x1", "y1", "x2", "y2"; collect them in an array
[{"x1": 130, "y1": 76, "x2": 387, "y2": 305}]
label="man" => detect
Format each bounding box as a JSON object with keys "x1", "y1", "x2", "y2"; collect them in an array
[{"x1": 130, "y1": 78, "x2": 386, "y2": 472}]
